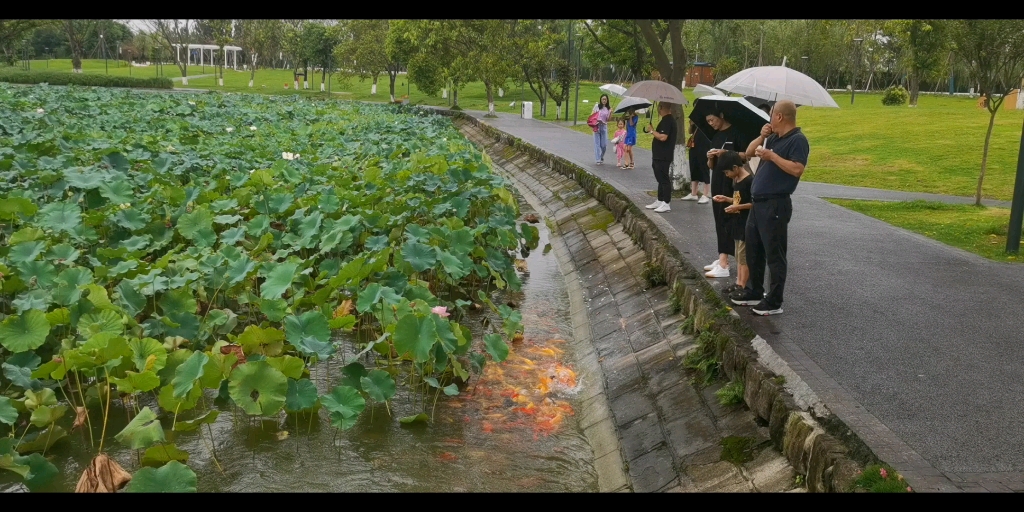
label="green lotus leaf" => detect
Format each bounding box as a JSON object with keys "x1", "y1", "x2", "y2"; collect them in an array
[
  {"x1": 159, "y1": 288, "x2": 197, "y2": 317},
  {"x1": 340, "y1": 362, "x2": 367, "y2": 391},
  {"x1": 115, "y1": 407, "x2": 165, "y2": 451},
  {"x1": 399, "y1": 413, "x2": 429, "y2": 425},
  {"x1": 401, "y1": 240, "x2": 437, "y2": 272},
  {"x1": 45, "y1": 308, "x2": 70, "y2": 327},
  {"x1": 0, "y1": 397, "x2": 18, "y2": 426},
  {"x1": 0, "y1": 197, "x2": 38, "y2": 218},
  {"x1": 12, "y1": 289, "x2": 51, "y2": 314},
  {"x1": 284, "y1": 311, "x2": 334, "y2": 359},
  {"x1": 0, "y1": 310, "x2": 51, "y2": 353},
  {"x1": 24, "y1": 389, "x2": 57, "y2": 410},
  {"x1": 3, "y1": 362, "x2": 40, "y2": 391},
  {"x1": 484, "y1": 333, "x2": 509, "y2": 363},
  {"x1": 63, "y1": 167, "x2": 106, "y2": 190},
  {"x1": 110, "y1": 260, "x2": 140, "y2": 276},
  {"x1": 285, "y1": 378, "x2": 319, "y2": 413},
  {"x1": 365, "y1": 235, "x2": 388, "y2": 251},
  {"x1": 125, "y1": 460, "x2": 197, "y2": 493},
  {"x1": 171, "y1": 351, "x2": 208, "y2": 398},
  {"x1": 15, "y1": 259, "x2": 57, "y2": 289},
  {"x1": 318, "y1": 226, "x2": 354, "y2": 254},
  {"x1": 120, "y1": 234, "x2": 152, "y2": 252},
  {"x1": 228, "y1": 361, "x2": 288, "y2": 416},
  {"x1": 320, "y1": 385, "x2": 365, "y2": 430},
  {"x1": 436, "y1": 249, "x2": 469, "y2": 279},
  {"x1": 141, "y1": 443, "x2": 189, "y2": 468},
  {"x1": 52, "y1": 267, "x2": 93, "y2": 306},
  {"x1": 259, "y1": 261, "x2": 298, "y2": 300},
  {"x1": 236, "y1": 325, "x2": 285, "y2": 356},
  {"x1": 247, "y1": 215, "x2": 270, "y2": 236},
  {"x1": 113, "y1": 209, "x2": 149, "y2": 231},
  {"x1": 520, "y1": 223, "x2": 540, "y2": 250},
  {"x1": 157, "y1": 349, "x2": 193, "y2": 387},
  {"x1": 37, "y1": 201, "x2": 82, "y2": 234},
  {"x1": 360, "y1": 370, "x2": 396, "y2": 403},
  {"x1": 115, "y1": 280, "x2": 146, "y2": 317},
  {"x1": 219, "y1": 226, "x2": 247, "y2": 246},
  {"x1": 9, "y1": 227, "x2": 44, "y2": 245},
  {"x1": 29, "y1": 404, "x2": 67, "y2": 428},
  {"x1": 172, "y1": 410, "x2": 220, "y2": 432},
  {"x1": 110, "y1": 370, "x2": 161, "y2": 394},
  {"x1": 8, "y1": 451, "x2": 59, "y2": 491},
  {"x1": 157, "y1": 382, "x2": 202, "y2": 413},
  {"x1": 9, "y1": 241, "x2": 47, "y2": 264},
  {"x1": 267, "y1": 193, "x2": 294, "y2": 214},
  {"x1": 210, "y1": 198, "x2": 238, "y2": 212},
  {"x1": 46, "y1": 243, "x2": 81, "y2": 264},
  {"x1": 176, "y1": 207, "x2": 213, "y2": 240},
  {"x1": 214, "y1": 214, "x2": 242, "y2": 225},
  {"x1": 265, "y1": 355, "x2": 304, "y2": 380},
  {"x1": 102, "y1": 152, "x2": 130, "y2": 173},
  {"x1": 318, "y1": 192, "x2": 341, "y2": 213},
  {"x1": 328, "y1": 314, "x2": 356, "y2": 331},
  {"x1": 355, "y1": 283, "x2": 401, "y2": 314},
  {"x1": 394, "y1": 314, "x2": 437, "y2": 364},
  {"x1": 224, "y1": 254, "x2": 256, "y2": 285},
  {"x1": 99, "y1": 181, "x2": 135, "y2": 205},
  {"x1": 77, "y1": 309, "x2": 124, "y2": 338},
  {"x1": 447, "y1": 228, "x2": 475, "y2": 254}
]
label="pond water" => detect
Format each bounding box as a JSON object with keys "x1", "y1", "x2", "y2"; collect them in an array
[{"x1": 1, "y1": 195, "x2": 600, "y2": 493}]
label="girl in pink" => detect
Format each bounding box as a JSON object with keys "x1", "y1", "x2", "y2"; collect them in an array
[{"x1": 611, "y1": 119, "x2": 627, "y2": 168}]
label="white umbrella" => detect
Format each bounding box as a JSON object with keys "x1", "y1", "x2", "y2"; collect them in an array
[
  {"x1": 693, "y1": 83, "x2": 725, "y2": 98},
  {"x1": 599, "y1": 83, "x2": 628, "y2": 97},
  {"x1": 715, "y1": 66, "x2": 839, "y2": 108}
]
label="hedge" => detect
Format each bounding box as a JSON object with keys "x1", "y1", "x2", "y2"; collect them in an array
[{"x1": 0, "y1": 69, "x2": 174, "y2": 89}]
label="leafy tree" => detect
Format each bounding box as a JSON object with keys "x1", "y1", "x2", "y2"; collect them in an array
[
  {"x1": 0, "y1": 19, "x2": 44, "y2": 65},
  {"x1": 886, "y1": 20, "x2": 950, "y2": 106},
  {"x1": 61, "y1": 20, "x2": 101, "y2": 73},
  {"x1": 236, "y1": 19, "x2": 282, "y2": 88},
  {"x1": 515, "y1": 20, "x2": 568, "y2": 117},
  {"x1": 403, "y1": 20, "x2": 477, "y2": 109},
  {"x1": 335, "y1": 20, "x2": 404, "y2": 101},
  {"x1": 950, "y1": 19, "x2": 1024, "y2": 205},
  {"x1": 203, "y1": 19, "x2": 233, "y2": 83},
  {"x1": 582, "y1": 19, "x2": 652, "y2": 81},
  {"x1": 148, "y1": 20, "x2": 195, "y2": 84}
]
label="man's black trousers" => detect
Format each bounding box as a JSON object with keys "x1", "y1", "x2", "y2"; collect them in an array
[{"x1": 744, "y1": 196, "x2": 792, "y2": 308}]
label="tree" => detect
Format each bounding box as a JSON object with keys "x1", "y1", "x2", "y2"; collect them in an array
[
  {"x1": 582, "y1": 20, "x2": 653, "y2": 82},
  {"x1": 895, "y1": 20, "x2": 950, "y2": 106},
  {"x1": 0, "y1": 19, "x2": 43, "y2": 65},
  {"x1": 61, "y1": 20, "x2": 100, "y2": 73},
  {"x1": 466, "y1": 20, "x2": 519, "y2": 116},
  {"x1": 335, "y1": 20, "x2": 404, "y2": 100},
  {"x1": 149, "y1": 20, "x2": 195, "y2": 85},
  {"x1": 634, "y1": 19, "x2": 688, "y2": 186},
  {"x1": 204, "y1": 19, "x2": 233, "y2": 85},
  {"x1": 515, "y1": 20, "x2": 568, "y2": 118},
  {"x1": 400, "y1": 20, "x2": 476, "y2": 108},
  {"x1": 236, "y1": 19, "x2": 282, "y2": 88},
  {"x1": 951, "y1": 19, "x2": 1024, "y2": 205}
]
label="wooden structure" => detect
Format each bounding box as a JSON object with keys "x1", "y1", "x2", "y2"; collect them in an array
[{"x1": 687, "y1": 62, "x2": 716, "y2": 87}]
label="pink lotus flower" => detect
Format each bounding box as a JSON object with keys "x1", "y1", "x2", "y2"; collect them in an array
[
  {"x1": 879, "y1": 468, "x2": 888, "y2": 479},
  {"x1": 906, "y1": 486, "x2": 912, "y2": 492},
  {"x1": 432, "y1": 306, "x2": 450, "y2": 318}
]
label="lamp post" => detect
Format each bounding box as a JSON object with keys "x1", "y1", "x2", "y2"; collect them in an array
[
  {"x1": 101, "y1": 34, "x2": 108, "y2": 74},
  {"x1": 801, "y1": 55, "x2": 808, "y2": 73},
  {"x1": 851, "y1": 38, "x2": 863, "y2": 105},
  {"x1": 45, "y1": 47, "x2": 49, "y2": 68},
  {"x1": 117, "y1": 42, "x2": 121, "y2": 67}
]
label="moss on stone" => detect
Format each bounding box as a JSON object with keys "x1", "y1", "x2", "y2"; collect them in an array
[{"x1": 720, "y1": 436, "x2": 759, "y2": 464}]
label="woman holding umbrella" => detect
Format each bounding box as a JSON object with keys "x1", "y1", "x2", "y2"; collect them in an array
[
  {"x1": 704, "y1": 111, "x2": 751, "y2": 279},
  {"x1": 591, "y1": 94, "x2": 612, "y2": 165}
]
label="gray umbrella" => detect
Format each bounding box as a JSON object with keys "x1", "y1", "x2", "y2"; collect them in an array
[
  {"x1": 622, "y1": 80, "x2": 688, "y2": 105},
  {"x1": 613, "y1": 96, "x2": 653, "y2": 114}
]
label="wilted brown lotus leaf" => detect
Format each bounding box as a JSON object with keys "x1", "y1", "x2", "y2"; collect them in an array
[
  {"x1": 335, "y1": 299, "x2": 354, "y2": 318},
  {"x1": 220, "y1": 344, "x2": 246, "y2": 368},
  {"x1": 72, "y1": 407, "x2": 88, "y2": 430},
  {"x1": 75, "y1": 453, "x2": 132, "y2": 493},
  {"x1": 524, "y1": 214, "x2": 540, "y2": 224}
]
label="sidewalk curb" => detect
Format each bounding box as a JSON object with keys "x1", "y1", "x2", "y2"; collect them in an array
[{"x1": 443, "y1": 109, "x2": 890, "y2": 493}]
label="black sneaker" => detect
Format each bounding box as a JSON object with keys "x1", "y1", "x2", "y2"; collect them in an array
[
  {"x1": 751, "y1": 301, "x2": 783, "y2": 316},
  {"x1": 723, "y1": 284, "x2": 741, "y2": 294},
  {"x1": 730, "y1": 288, "x2": 761, "y2": 306}
]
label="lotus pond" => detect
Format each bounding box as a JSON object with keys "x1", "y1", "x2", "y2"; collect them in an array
[{"x1": 0, "y1": 84, "x2": 597, "y2": 492}]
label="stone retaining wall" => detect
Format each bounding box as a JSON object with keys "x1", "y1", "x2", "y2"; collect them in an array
[{"x1": 442, "y1": 110, "x2": 881, "y2": 493}]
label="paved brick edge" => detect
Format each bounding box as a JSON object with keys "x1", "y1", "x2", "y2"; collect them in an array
[{"x1": 443, "y1": 110, "x2": 888, "y2": 493}]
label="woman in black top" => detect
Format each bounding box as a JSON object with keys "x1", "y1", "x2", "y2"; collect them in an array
[
  {"x1": 686, "y1": 120, "x2": 711, "y2": 204},
  {"x1": 703, "y1": 112, "x2": 750, "y2": 279}
]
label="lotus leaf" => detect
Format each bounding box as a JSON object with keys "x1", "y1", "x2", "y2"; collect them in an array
[
  {"x1": 8, "y1": 452, "x2": 58, "y2": 491},
  {"x1": 125, "y1": 460, "x2": 197, "y2": 493},
  {"x1": 236, "y1": 325, "x2": 285, "y2": 356},
  {"x1": 0, "y1": 310, "x2": 51, "y2": 353},
  {"x1": 360, "y1": 370, "x2": 397, "y2": 402},
  {"x1": 399, "y1": 413, "x2": 429, "y2": 425},
  {"x1": 29, "y1": 405, "x2": 67, "y2": 427},
  {"x1": 284, "y1": 311, "x2": 333, "y2": 359},
  {"x1": 157, "y1": 383, "x2": 203, "y2": 413},
  {"x1": 0, "y1": 397, "x2": 19, "y2": 426},
  {"x1": 171, "y1": 351, "x2": 209, "y2": 398},
  {"x1": 15, "y1": 426, "x2": 68, "y2": 454},
  {"x1": 285, "y1": 378, "x2": 319, "y2": 413},
  {"x1": 110, "y1": 370, "x2": 161, "y2": 394},
  {"x1": 37, "y1": 201, "x2": 82, "y2": 234},
  {"x1": 393, "y1": 314, "x2": 437, "y2": 364},
  {"x1": 9, "y1": 241, "x2": 47, "y2": 264},
  {"x1": 320, "y1": 385, "x2": 365, "y2": 430},
  {"x1": 228, "y1": 361, "x2": 288, "y2": 416},
  {"x1": 259, "y1": 261, "x2": 298, "y2": 300},
  {"x1": 266, "y1": 355, "x2": 304, "y2": 380},
  {"x1": 171, "y1": 410, "x2": 220, "y2": 432},
  {"x1": 340, "y1": 362, "x2": 368, "y2": 391}
]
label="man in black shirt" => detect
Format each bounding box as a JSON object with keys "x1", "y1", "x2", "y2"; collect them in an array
[
  {"x1": 730, "y1": 100, "x2": 810, "y2": 316},
  {"x1": 644, "y1": 102, "x2": 678, "y2": 214}
]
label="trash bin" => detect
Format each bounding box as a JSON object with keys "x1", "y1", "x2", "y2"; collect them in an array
[{"x1": 522, "y1": 101, "x2": 533, "y2": 119}]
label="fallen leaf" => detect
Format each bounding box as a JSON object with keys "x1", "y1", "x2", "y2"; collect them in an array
[
  {"x1": 524, "y1": 214, "x2": 540, "y2": 224},
  {"x1": 72, "y1": 407, "x2": 88, "y2": 430},
  {"x1": 276, "y1": 431, "x2": 289, "y2": 441},
  {"x1": 75, "y1": 453, "x2": 132, "y2": 493},
  {"x1": 335, "y1": 299, "x2": 354, "y2": 318}
]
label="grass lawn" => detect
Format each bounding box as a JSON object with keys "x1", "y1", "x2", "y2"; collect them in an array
[
  {"x1": 826, "y1": 199, "x2": 1023, "y2": 263},
  {"x1": 21, "y1": 58, "x2": 202, "y2": 78}
]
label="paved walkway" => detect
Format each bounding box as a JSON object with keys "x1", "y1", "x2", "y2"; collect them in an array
[{"x1": 463, "y1": 110, "x2": 1024, "y2": 493}]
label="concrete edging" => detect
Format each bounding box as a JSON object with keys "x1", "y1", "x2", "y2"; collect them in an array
[{"x1": 442, "y1": 109, "x2": 883, "y2": 493}]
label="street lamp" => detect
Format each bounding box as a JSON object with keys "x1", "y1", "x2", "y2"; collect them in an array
[
  {"x1": 101, "y1": 34, "x2": 108, "y2": 74},
  {"x1": 45, "y1": 47, "x2": 49, "y2": 68},
  {"x1": 851, "y1": 38, "x2": 863, "y2": 105},
  {"x1": 117, "y1": 42, "x2": 121, "y2": 68},
  {"x1": 801, "y1": 55, "x2": 808, "y2": 73}
]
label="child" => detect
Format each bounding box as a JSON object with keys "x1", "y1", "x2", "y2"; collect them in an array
[
  {"x1": 624, "y1": 109, "x2": 638, "y2": 169},
  {"x1": 611, "y1": 119, "x2": 627, "y2": 168},
  {"x1": 711, "y1": 151, "x2": 753, "y2": 295}
]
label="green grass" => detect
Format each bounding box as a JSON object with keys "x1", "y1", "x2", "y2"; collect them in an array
[
  {"x1": 16, "y1": 58, "x2": 194, "y2": 78},
  {"x1": 852, "y1": 464, "x2": 912, "y2": 493},
  {"x1": 827, "y1": 199, "x2": 1023, "y2": 263}
]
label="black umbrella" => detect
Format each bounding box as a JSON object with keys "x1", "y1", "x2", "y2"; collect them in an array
[{"x1": 689, "y1": 95, "x2": 771, "y2": 143}]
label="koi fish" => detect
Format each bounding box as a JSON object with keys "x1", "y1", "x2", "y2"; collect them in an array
[
  {"x1": 439, "y1": 452, "x2": 458, "y2": 462},
  {"x1": 482, "y1": 422, "x2": 494, "y2": 433}
]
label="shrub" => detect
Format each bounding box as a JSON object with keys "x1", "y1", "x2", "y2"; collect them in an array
[
  {"x1": 0, "y1": 69, "x2": 174, "y2": 89},
  {"x1": 881, "y1": 85, "x2": 909, "y2": 106}
]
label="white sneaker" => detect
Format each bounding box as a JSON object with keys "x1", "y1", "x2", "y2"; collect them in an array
[
  {"x1": 654, "y1": 202, "x2": 671, "y2": 213},
  {"x1": 705, "y1": 266, "x2": 730, "y2": 278},
  {"x1": 704, "y1": 261, "x2": 721, "y2": 271},
  {"x1": 697, "y1": 195, "x2": 710, "y2": 204},
  {"x1": 646, "y1": 200, "x2": 664, "y2": 209},
  {"x1": 682, "y1": 193, "x2": 698, "y2": 201}
]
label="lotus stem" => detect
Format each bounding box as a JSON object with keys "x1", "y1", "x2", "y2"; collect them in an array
[{"x1": 98, "y1": 369, "x2": 113, "y2": 453}]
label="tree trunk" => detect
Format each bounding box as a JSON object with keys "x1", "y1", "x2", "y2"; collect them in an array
[
  {"x1": 389, "y1": 73, "x2": 397, "y2": 102},
  {"x1": 452, "y1": 88, "x2": 459, "y2": 108},
  {"x1": 371, "y1": 74, "x2": 378, "y2": 95},
  {"x1": 909, "y1": 71, "x2": 920, "y2": 106},
  {"x1": 71, "y1": 54, "x2": 82, "y2": 73},
  {"x1": 485, "y1": 80, "x2": 495, "y2": 115},
  {"x1": 977, "y1": 104, "x2": 1001, "y2": 206},
  {"x1": 248, "y1": 53, "x2": 257, "y2": 87}
]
